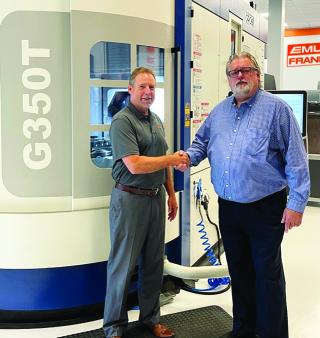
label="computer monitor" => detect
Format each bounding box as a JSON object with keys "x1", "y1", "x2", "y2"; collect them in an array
[{"x1": 268, "y1": 90, "x2": 307, "y2": 137}]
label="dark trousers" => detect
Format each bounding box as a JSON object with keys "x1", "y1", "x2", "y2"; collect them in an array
[{"x1": 218, "y1": 189, "x2": 288, "y2": 338}]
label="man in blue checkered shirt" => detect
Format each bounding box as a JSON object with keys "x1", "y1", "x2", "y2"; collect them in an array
[{"x1": 177, "y1": 52, "x2": 310, "y2": 338}]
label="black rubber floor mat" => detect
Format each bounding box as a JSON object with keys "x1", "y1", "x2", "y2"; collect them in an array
[{"x1": 58, "y1": 305, "x2": 232, "y2": 338}]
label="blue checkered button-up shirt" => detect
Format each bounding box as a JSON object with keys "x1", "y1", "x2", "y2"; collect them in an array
[{"x1": 187, "y1": 89, "x2": 310, "y2": 213}]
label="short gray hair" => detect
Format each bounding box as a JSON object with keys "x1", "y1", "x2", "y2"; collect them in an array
[{"x1": 226, "y1": 52, "x2": 261, "y2": 76}]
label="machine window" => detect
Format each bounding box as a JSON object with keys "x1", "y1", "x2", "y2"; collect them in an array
[
  {"x1": 90, "y1": 87, "x2": 129, "y2": 168},
  {"x1": 137, "y1": 45, "x2": 164, "y2": 82},
  {"x1": 231, "y1": 29, "x2": 236, "y2": 56},
  {"x1": 90, "y1": 86, "x2": 129, "y2": 126},
  {"x1": 90, "y1": 41, "x2": 130, "y2": 80},
  {"x1": 90, "y1": 131, "x2": 112, "y2": 168},
  {"x1": 89, "y1": 41, "x2": 131, "y2": 169}
]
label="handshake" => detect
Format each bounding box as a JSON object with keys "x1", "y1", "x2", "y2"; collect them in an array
[{"x1": 170, "y1": 150, "x2": 190, "y2": 172}]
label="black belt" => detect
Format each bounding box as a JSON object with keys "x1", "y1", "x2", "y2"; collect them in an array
[{"x1": 115, "y1": 182, "x2": 160, "y2": 197}]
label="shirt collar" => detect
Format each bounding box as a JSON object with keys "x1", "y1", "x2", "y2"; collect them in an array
[
  {"x1": 231, "y1": 88, "x2": 261, "y2": 108},
  {"x1": 128, "y1": 102, "x2": 150, "y2": 121}
]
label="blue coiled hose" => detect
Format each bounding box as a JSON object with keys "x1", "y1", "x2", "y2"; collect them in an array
[
  {"x1": 192, "y1": 179, "x2": 230, "y2": 292},
  {"x1": 195, "y1": 216, "x2": 229, "y2": 291}
]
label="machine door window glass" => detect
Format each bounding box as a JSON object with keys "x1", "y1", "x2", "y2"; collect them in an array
[
  {"x1": 90, "y1": 41, "x2": 130, "y2": 80},
  {"x1": 89, "y1": 41, "x2": 130, "y2": 169},
  {"x1": 90, "y1": 87, "x2": 129, "y2": 168},
  {"x1": 90, "y1": 131, "x2": 112, "y2": 168},
  {"x1": 137, "y1": 45, "x2": 164, "y2": 82},
  {"x1": 230, "y1": 21, "x2": 241, "y2": 56},
  {"x1": 90, "y1": 86, "x2": 129, "y2": 126},
  {"x1": 231, "y1": 29, "x2": 236, "y2": 55}
]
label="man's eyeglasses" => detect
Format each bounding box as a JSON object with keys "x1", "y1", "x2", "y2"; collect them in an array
[{"x1": 227, "y1": 67, "x2": 257, "y2": 78}]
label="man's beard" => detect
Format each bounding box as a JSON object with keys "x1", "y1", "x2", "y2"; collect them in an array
[{"x1": 232, "y1": 82, "x2": 251, "y2": 98}]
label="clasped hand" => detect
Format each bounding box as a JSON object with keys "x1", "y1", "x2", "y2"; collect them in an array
[{"x1": 172, "y1": 150, "x2": 190, "y2": 171}]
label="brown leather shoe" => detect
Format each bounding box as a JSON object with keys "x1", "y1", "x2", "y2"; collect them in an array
[{"x1": 151, "y1": 323, "x2": 175, "y2": 338}]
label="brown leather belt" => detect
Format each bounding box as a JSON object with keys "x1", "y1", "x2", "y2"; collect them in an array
[{"x1": 115, "y1": 182, "x2": 160, "y2": 197}]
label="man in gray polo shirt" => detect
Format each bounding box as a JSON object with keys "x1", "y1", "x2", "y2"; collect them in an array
[{"x1": 103, "y1": 67, "x2": 186, "y2": 338}]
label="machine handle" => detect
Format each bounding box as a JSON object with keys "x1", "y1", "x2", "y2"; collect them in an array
[{"x1": 172, "y1": 46, "x2": 185, "y2": 192}]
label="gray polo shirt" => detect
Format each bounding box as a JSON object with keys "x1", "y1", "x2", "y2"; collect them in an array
[{"x1": 110, "y1": 102, "x2": 168, "y2": 189}]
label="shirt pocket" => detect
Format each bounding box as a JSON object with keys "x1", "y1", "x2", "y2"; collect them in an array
[{"x1": 241, "y1": 128, "x2": 269, "y2": 157}]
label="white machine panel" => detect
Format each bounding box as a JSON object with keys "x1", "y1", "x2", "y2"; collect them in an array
[{"x1": 188, "y1": 2, "x2": 266, "y2": 265}]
